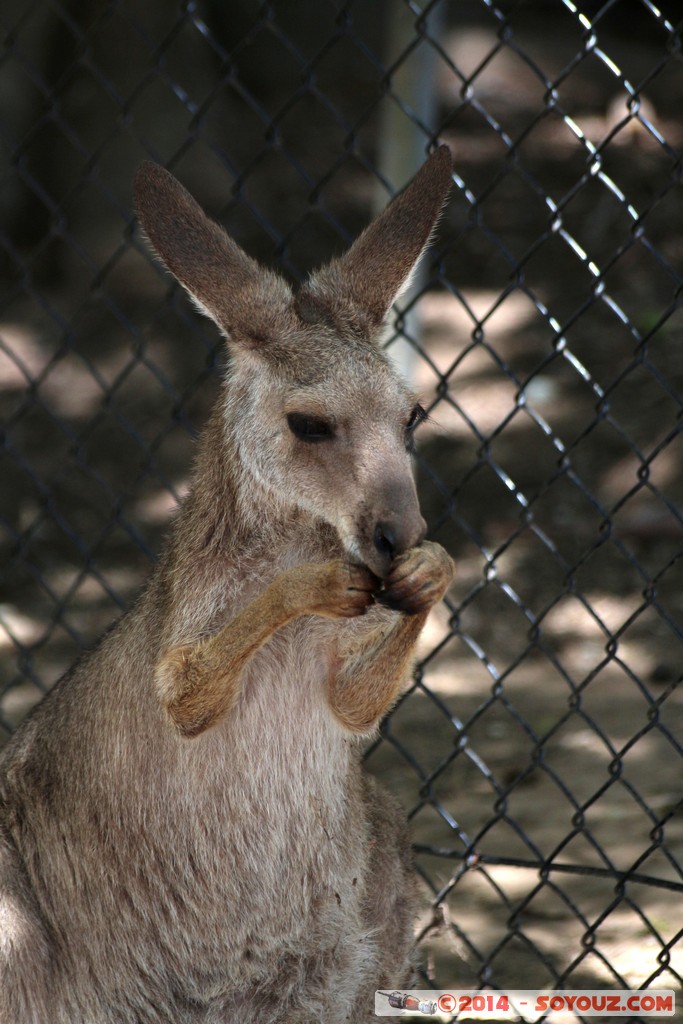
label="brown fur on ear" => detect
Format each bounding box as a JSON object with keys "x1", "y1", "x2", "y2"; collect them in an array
[
  {"x1": 134, "y1": 162, "x2": 292, "y2": 345},
  {"x1": 300, "y1": 145, "x2": 453, "y2": 333}
]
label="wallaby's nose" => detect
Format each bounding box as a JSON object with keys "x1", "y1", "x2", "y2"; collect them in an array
[
  {"x1": 374, "y1": 523, "x2": 398, "y2": 561},
  {"x1": 373, "y1": 516, "x2": 427, "y2": 563}
]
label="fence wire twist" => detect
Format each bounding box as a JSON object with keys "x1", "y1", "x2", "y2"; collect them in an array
[{"x1": 1, "y1": 0, "x2": 682, "y2": 1018}]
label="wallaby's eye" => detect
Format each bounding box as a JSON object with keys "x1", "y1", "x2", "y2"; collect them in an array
[
  {"x1": 405, "y1": 403, "x2": 427, "y2": 451},
  {"x1": 286, "y1": 412, "x2": 335, "y2": 443},
  {"x1": 407, "y1": 404, "x2": 427, "y2": 431}
]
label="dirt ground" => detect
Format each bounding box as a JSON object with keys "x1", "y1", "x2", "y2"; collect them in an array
[{"x1": 1, "y1": 1, "x2": 681, "y2": 1016}]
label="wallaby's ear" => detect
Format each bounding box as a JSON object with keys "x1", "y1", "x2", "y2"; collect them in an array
[
  {"x1": 301, "y1": 145, "x2": 453, "y2": 332},
  {"x1": 134, "y1": 162, "x2": 290, "y2": 344}
]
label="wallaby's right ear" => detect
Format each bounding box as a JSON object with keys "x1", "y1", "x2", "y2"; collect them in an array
[
  {"x1": 134, "y1": 162, "x2": 288, "y2": 343},
  {"x1": 300, "y1": 145, "x2": 453, "y2": 334}
]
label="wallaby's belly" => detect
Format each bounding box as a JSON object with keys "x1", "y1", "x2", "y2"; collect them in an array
[
  {"x1": 0, "y1": 629, "x2": 414, "y2": 1023},
  {"x1": 0, "y1": 771, "x2": 409, "y2": 1023}
]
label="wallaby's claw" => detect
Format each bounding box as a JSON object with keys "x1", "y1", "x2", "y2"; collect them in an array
[
  {"x1": 313, "y1": 561, "x2": 380, "y2": 619},
  {"x1": 377, "y1": 541, "x2": 455, "y2": 615}
]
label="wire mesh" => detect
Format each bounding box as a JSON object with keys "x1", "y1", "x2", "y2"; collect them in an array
[{"x1": 1, "y1": 0, "x2": 681, "y2": 1018}]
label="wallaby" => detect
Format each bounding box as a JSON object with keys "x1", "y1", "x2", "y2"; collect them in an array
[{"x1": 0, "y1": 147, "x2": 455, "y2": 1023}]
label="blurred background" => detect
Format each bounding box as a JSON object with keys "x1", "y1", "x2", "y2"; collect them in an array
[{"x1": 1, "y1": 0, "x2": 681, "y2": 1014}]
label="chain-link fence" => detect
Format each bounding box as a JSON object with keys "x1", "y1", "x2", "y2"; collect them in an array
[{"x1": 1, "y1": 0, "x2": 681, "y2": 1018}]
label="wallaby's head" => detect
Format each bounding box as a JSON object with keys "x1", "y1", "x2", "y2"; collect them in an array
[{"x1": 134, "y1": 149, "x2": 452, "y2": 578}]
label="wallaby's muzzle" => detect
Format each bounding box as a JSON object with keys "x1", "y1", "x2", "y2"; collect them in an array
[
  {"x1": 358, "y1": 478, "x2": 427, "y2": 578},
  {"x1": 373, "y1": 515, "x2": 427, "y2": 564}
]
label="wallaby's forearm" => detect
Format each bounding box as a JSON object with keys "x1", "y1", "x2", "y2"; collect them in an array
[
  {"x1": 158, "y1": 543, "x2": 453, "y2": 739},
  {"x1": 327, "y1": 540, "x2": 454, "y2": 732},
  {"x1": 327, "y1": 610, "x2": 427, "y2": 733},
  {"x1": 157, "y1": 560, "x2": 378, "y2": 737}
]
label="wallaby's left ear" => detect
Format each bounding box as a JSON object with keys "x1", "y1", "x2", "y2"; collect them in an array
[
  {"x1": 302, "y1": 145, "x2": 453, "y2": 331},
  {"x1": 134, "y1": 161, "x2": 292, "y2": 347}
]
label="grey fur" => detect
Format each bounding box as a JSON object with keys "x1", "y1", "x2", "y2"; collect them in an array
[{"x1": 0, "y1": 148, "x2": 454, "y2": 1023}]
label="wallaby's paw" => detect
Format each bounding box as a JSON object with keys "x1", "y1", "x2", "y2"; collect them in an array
[
  {"x1": 378, "y1": 541, "x2": 455, "y2": 615},
  {"x1": 313, "y1": 561, "x2": 380, "y2": 619}
]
